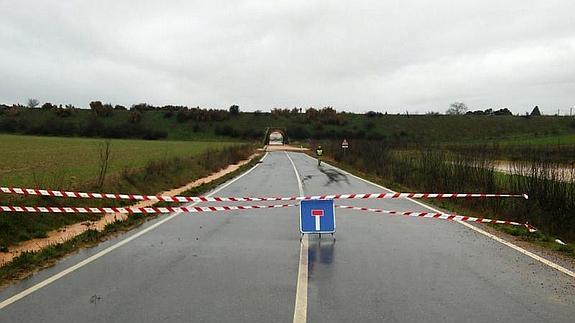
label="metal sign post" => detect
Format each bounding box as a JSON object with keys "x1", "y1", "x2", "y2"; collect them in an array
[{"x1": 341, "y1": 139, "x2": 349, "y2": 158}]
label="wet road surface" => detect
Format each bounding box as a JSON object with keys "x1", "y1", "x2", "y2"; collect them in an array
[{"x1": 0, "y1": 151, "x2": 574, "y2": 322}]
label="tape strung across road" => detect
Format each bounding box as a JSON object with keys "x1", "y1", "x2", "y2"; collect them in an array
[
  {"x1": 0, "y1": 186, "x2": 528, "y2": 202},
  {"x1": 0, "y1": 204, "x2": 298, "y2": 214},
  {"x1": 336, "y1": 205, "x2": 537, "y2": 231},
  {"x1": 0, "y1": 202, "x2": 535, "y2": 230},
  {"x1": 0, "y1": 178, "x2": 532, "y2": 229}
]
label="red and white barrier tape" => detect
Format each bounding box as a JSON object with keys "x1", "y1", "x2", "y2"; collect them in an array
[
  {"x1": 336, "y1": 205, "x2": 537, "y2": 231},
  {"x1": 0, "y1": 201, "x2": 535, "y2": 231},
  {"x1": 0, "y1": 203, "x2": 297, "y2": 214},
  {"x1": 0, "y1": 186, "x2": 528, "y2": 203}
]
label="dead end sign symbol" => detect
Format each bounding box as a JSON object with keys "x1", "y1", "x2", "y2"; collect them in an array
[{"x1": 311, "y1": 209, "x2": 324, "y2": 230}]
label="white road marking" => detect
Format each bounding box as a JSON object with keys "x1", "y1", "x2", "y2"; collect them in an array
[
  {"x1": 286, "y1": 152, "x2": 308, "y2": 323},
  {"x1": 0, "y1": 153, "x2": 269, "y2": 310},
  {"x1": 300, "y1": 153, "x2": 575, "y2": 279}
]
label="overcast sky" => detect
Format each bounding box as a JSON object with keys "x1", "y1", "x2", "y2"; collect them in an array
[{"x1": 1, "y1": 1, "x2": 574, "y2": 114}]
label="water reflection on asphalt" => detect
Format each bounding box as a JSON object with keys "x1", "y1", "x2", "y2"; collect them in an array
[
  {"x1": 318, "y1": 165, "x2": 350, "y2": 186},
  {"x1": 308, "y1": 236, "x2": 335, "y2": 275}
]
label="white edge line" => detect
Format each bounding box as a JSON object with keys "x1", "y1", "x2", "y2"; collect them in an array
[
  {"x1": 300, "y1": 153, "x2": 575, "y2": 279},
  {"x1": 0, "y1": 152, "x2": 269, "y2": 310},
  {"x1": 286, "y1": 152, "x2": 308, "y2": 323}
]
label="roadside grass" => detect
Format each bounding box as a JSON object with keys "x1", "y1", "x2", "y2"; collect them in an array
[
  {"x1": 430, "y1": 195, "x2": 575, "y2": 258},
  {"x1": 427, "y1": 198, "x2": 575, "y2": 259},
  {"x1": 495, "y1": 225, "x2": 574, "y2": 256},
  {"x1": 0, "y1": 140, "x2": 254, "y2": 247},
  {"x1": 0, "y1": 229, "x2": 102, "y2": 284},
  {"x1": 0, "y1": 153, "x2": 262, "y2": 285},
  {"x1": 329, "y1": 140, "x2": 575, "y2": 241},
  {"x1": 311, "y1": 150, "x2": 575, "y2": 260}
]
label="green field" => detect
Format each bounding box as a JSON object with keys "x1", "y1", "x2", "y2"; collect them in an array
[
  {"x1": 0, "y1": 135, "x2": 252, "y2": 247},
  {"x1": 0, "y1": 134, "x2": 234, "y2": 188}
]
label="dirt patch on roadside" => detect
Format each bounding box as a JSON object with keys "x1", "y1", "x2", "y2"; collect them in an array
[{"x1": 0, "y1": 153, "x2": 260, "y2": 266}]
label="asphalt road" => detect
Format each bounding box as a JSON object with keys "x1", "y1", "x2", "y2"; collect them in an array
[{"x1": 0, "y1": 151, "x2": 574, "y2": 322}]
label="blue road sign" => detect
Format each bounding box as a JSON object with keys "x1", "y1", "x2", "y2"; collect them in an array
[{"x1": 300, "y1": 199, "x2": 335, "y2": 234}]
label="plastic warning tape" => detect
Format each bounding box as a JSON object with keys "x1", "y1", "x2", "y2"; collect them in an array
[
  {"x1": 0, "y1": 187, "x2": 528, "y2": 203},
  {"x1": 0, "y1": 203, "x2": 297, "y2": 214},
  {"x1": 336, "y1": 205, "x2": 536, "y2": 230}
]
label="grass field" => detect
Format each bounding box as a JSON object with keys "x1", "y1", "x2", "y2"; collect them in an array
[
  {"x1": 0, "y1": 134, "x2": 234, "y2": 188},
  {"x1": 0, "y1": 135, "x2": 253, "y2": 247}
]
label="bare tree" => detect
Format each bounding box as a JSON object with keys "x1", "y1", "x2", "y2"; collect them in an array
[
  {"x1": 446, "y1": 102, "x2": 468, "y2": 115},
  {"x1": 97, "y1": 140, "x2": 112, "y2": 189},
  {"x1": 27, "y1": 98, "x2": 39, "y2": 108}
]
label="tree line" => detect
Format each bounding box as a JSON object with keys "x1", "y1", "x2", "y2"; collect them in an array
[{"x1": 1, "y1": 99, "x2": 554, "y2": 116}]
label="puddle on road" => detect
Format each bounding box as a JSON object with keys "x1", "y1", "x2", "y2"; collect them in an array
[
  {"x1": 302, "y1": 175, "x2": 313, "y2": 183},
  {"x1": 305, "y1": 165, "x2": 350, "y2": 186},
  {"x1": 308, "y1": 237, "x2": 336, "y2": 276}
]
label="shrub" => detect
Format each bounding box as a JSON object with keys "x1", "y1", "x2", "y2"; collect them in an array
[
  {"x1": 90, "y1": 101, "x2": 113, "y2": 117},
  {"x1": 287, "y1": 125, "x2": 310, "y2": 139},
  {"x1": 131, "y1": 103, "x2": 156, "y2": 111},
  {"x1": 41, "y1": 102, "x2": 55, "y2": 110},
  {"x1": 54, "y1": 108, "x2": 73, "y2": 118},
  {"x1": 130, "y1": 111, "x2": 141, "y2": 124},
  {"x1": 215, "y1": 125, "x2": 239, "y2": 137},
  {"x1": 229, "y1": 105, "x2": 240, "y2": 115},
  {"x1": 176, "y1": 110, "x2": 189, "y2": 123}
]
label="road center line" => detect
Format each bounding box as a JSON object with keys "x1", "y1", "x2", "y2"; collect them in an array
[
  {"x1": 286, "y1": 152, "x2": 308, "y2": 323},
  {"x1": 300, "y1": 153, "x2": 575, "y2": 279},
  {"x1": 0, "y1": 153, "x2": 269, "y2": 310}
]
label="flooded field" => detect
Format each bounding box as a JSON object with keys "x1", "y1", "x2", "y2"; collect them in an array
[{"x1": 493, "y1": 160, "x2": 574, "y2": 183}]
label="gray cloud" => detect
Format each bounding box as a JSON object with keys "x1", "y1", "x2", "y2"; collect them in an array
[{"x1": 1, "y1": 0, "x2": 574, "y2": 114}]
